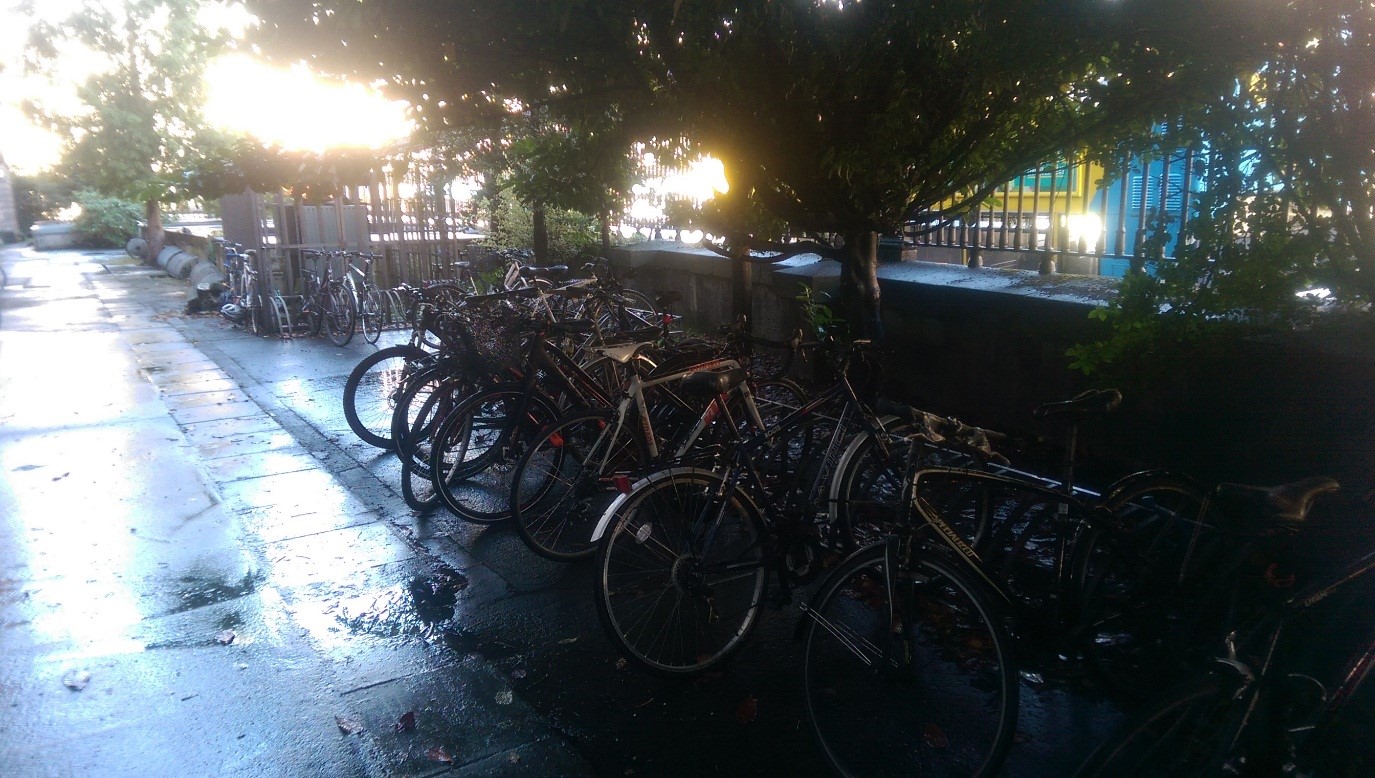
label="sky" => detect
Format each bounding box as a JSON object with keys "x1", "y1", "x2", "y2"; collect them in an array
[{"x1": 0, "y1": 0, "x2": 413, "y2": 175}]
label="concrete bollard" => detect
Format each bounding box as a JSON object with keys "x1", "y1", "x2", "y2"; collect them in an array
[
  {"x1": 165, "y1": 250, "x2": 200, "y2": 280},
  {"x1": 155, "y1": 245, "x2": 181, "y2": 270},
  {"x1": 188, "y1": 260, "x2": 225, "y2": 292}
]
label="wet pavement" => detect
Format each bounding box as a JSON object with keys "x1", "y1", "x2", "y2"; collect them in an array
[{"x1": 0, "y1": 245, "x2": 1121, "y2": 776}]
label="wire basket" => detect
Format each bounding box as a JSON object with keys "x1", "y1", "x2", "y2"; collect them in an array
[{"x1": 456, "y1": 305, "x2": 528, "y2": 376}]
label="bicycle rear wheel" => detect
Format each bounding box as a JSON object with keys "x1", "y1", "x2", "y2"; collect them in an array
[
  {"x1": 327, "y1": 284, "x2": 357, "y2": 346},
  {"x1": 803, "y1": 543, "x2": 1019, "y2": 777},
  {"x1": 1074, "y1": 674, "x2": 1250, "y2": 776},
  {"x1": 1075, "y1": 476, "x2": 1209, "y2": 696},
  {"x1": 594, "y1": 468, "x2": 767, "y2": 676}
]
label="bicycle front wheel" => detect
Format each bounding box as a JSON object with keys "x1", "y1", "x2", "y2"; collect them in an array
[
  {"x1": 594, "y1": 468, "x2": 767, "y2": 676},
  {"x1": 803, "y1": 543, "x2": 1019, "y2": 777},
  {"x1": 429, "y1": 385, "x2": 561, "y2": 524},
  {"x1": 343, "y1": 345, "x2": 429, "y2": 448},
  {"x1": 511, "y1": 411, "x2": 647, "y2": 562},
  {"x1": 360, "y1": 287, "x2": 384, "y2": 344}
]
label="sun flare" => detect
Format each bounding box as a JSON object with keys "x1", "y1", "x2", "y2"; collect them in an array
[{"x1": 203, "y1": 55, "x2": 414, "y2": 153}]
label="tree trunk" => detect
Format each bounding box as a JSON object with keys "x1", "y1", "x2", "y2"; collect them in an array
[
  {"x1": 839, "y1": 229, "x2": 883, "y2": 341},
  {"x1": 532, "y1": 203, "x2": 548, "y2": 265},
  {"x1": 600, "y1": 212, "x2": 612, "y2": 259},
  {"x1": 729, "y1": 240, "x2": 753, "y2": 336},
  {"x1": 144, "y1": 199, "x2": 165, "y2": 267}
]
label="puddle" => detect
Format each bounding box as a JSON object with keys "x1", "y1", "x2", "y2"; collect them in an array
[
  {"x1": 167, "y1": 571, "x2": 263, "y2": 614},
  {"x1": 331, "y1": 562, "x2": 517, "y2": 660}
]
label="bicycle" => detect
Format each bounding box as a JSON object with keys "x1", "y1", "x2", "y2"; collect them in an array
[
  {"x1": 1073, "y1": 477, "x2": 1365, "y2": 777},
  {"x1": 590, "y1": 340, "x2": 977, "y2": 677},
  {"x1": 345, "y1": 251, "x2": 387, "y2": 344},
  {"x1": 423, "y1": 301, "x2": 727, "y2": 524},
  {"x1": 298, "y1": 249, "x2": 356, "y2": 346},
  {"x1": 796, "y1": 389, "x2": 1207, "y2": 775}
]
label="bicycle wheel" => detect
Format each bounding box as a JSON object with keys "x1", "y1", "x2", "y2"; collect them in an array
[
  {"x1": 1076, "y1": 476, "x2": 1208, "y2": 696},
  {"x1": 1074, "y1": 674, "x2": 1250, "y2": 776},
  {"x1": 429, "y1": 384, "x2": 561, "y2": 524},
  {"x1": 390, "y1": 363, "x2": 470, "y2": 468},
  {"x1": 326, "y1": 284, "x2": 357, "y2": 346},
  {"x1": 511, "y1": 411, "x2": 648, "y2": 561},
  {"x1": 360, "y1": 287, "x2": 384, "y2": 344},
  {"x1": 303, "y1": 287, "x2": 324, "y2": 337},
  {"x1": 343, "y1": 345, "x2": 429, "y2": 448},
  {"x1": 803, "y1": 543, "x2": 1019, "y2": 777},
  {"x1": 594, "y1": 468, "x2": 768, "y2": 676},
  {"x1": 396, "y1": 374, "x2": 475, "y2": 478},
  {"x1": 400, "y1": 455, "x2": 441, "y2": 513}
]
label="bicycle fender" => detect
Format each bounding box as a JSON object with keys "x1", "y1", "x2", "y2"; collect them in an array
[
  {"x1": 826, "y1": 414, "x2": 901, "y2": 523},
  {"x1": 588, "y1": 466, "x2": 715, "y2": 542},
  {"x1": 793, "y1": 539, "x2": 898, "y2": 641},
  {"x1": 1100, "y1": 469, "x2": 1205, "y2": 509}
]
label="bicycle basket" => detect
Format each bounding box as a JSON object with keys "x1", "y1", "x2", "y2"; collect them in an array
[{"x1": 456, "y1": 306, "x2": 527, "y2": 376}]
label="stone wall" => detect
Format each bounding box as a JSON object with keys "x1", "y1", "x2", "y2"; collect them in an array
[{"x1": 610, "y1": 241, "x2": 1375, "y2": 498}]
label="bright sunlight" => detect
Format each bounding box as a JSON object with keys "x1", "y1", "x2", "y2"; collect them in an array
[{"x1": 202, "y1": 55, "x2": 413, "y2": 153}]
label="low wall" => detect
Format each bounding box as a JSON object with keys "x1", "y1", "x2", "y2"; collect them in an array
[{"x1": 610, "y1": 241, "x2": 1375, "y2": 498}]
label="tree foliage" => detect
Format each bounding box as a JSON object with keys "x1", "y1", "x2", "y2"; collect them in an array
[
  {"x1": 1070, "y1": 0, "x2": 1375, "y2": 378},
  {"x1": 247, "y1": 0, "x2": 1276, "y2": 334},
  {"x1": 22, "y1": 0, "x2": 231, "y2": 204}
]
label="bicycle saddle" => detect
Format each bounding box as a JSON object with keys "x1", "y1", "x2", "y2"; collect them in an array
[
  {"x1": 654, "y1": 290, "x2": 683, "y2": 308},
  {"x1": 1214, "y1": 476, "x2": 1339, "y2": 527},
  {"x1": 680, "y1": 368, "x2": 747, "y2": 398},
  {"x1": 519, "y1": 264, "x2": 569, "y2": 278},
  {"x1": 1033, "y1": 388, "x2": 1122, "y2": 420}
]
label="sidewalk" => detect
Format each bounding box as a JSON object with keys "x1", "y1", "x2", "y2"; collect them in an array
[{"x1": 0, "y1": 246, "x2": 587, "y2": 776}]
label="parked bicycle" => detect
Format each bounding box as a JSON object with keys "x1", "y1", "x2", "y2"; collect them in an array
[
  {"x1": 1073, "y1": 478, "x2": 1366, "y2": 777},
  {"x1": 796, "y1": 389, "x2": 1207, "y2": 776},
  {"x1": 299, "y1": 249, "x2": 357, "y2": 346}
]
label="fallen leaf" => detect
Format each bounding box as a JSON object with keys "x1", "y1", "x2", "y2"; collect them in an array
[
  {"x1": 736, "y1": 695, "x2": 758, "y2": 725},
  {"x1": 62, "y1": 670, "x2": 92, "y2": 691},
  {"x1": 614, "y1": 658, "x2": 627, "y2": 670},
  {"x1": 507, "y1": 751, "x2": 521, "y2": 764},
  {"x1": 558, "y1": 637, "x2": 578, "y2": 645},
  {"x1": 336, "y1": 716, "x2": 364, "y2": 735},
  {"x1": 395, "y1": 711, "x2": 417, "y2": 733},
  {"x1": 51, "y1": 472, "x2": 69, "y2": 482},
  {"x1": 426, "y1": 746, "x2": 453, "y2": 763},
  {"x1": 923, "y1": 723, "x2": 949, "y2": 749},
  {"x1": 510, "y1": 668, "x2": 527, "y2": 680},
  {"x1": 495, "y1": 690, "x2": 513, "y2": 705},
  {"x1": 216, "y1": 630, "x2": 236, "y2": 645}
]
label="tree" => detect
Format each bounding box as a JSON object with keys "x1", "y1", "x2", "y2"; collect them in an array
[
  {"x1": 23, "y1": 0, "x2": 230, "y2": 261},
  {"x1": 248, "y1": 0, "x2": 1272, "y2": 336},
  {"x1": 1067, "y1": 0, "x2": 1375, "y2": 377}
]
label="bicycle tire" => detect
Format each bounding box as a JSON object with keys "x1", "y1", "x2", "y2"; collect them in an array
[
  {"x1": 594, "y1": 467, "x2": 768, "y2": 676},
  {"x1": 1075, "y1": 475, "x2": 1208, "y2": 696},
  {"x1": 390, "y1": 363, "x2": 468, "y2": 466},
  {"x1": 1073, "y1": 673, "x2": 1250, "y2": 776},
  {"x1": 396, "y1": 374, "x2": 475, "y2": 478},
  {"x1": 326, "y1": 284, "x2": 357, "y2": 346},
  {"x1": 511, "y1": 411, "x2": 649, "y2": 562},
  {"x1": 343, "y1": 345, "x2": 429, "y2": 448},
  {"x1": 429, "y1": 384, "x2": 561, "y2": 524},
  {"x1": 361, "y1": 287, "x2": 384, "y2": 344},
  {"x1": 802, "y1": 543, "x2": 1020, "y2": 777},
  {"x1": 400, "y1": 455, "x2": 442, "y2": 513}
]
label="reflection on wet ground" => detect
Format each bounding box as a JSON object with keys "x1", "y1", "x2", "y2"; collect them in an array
[{"x1": 1, "y1": 248, "x2": 1128, "y2": 775}]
